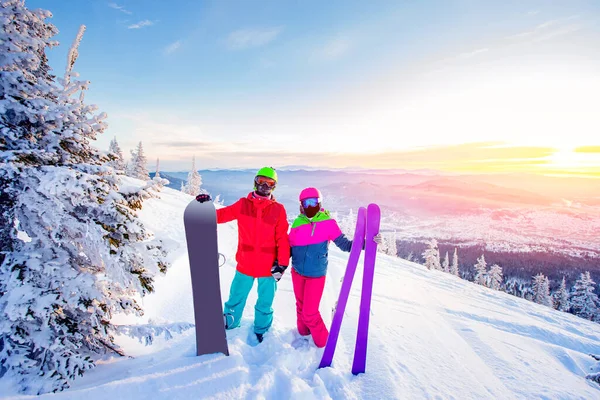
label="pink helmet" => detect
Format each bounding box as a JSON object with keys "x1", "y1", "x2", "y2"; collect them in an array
[{"x1": 299, "y1": 187, "x2": 322, "y2": 202}]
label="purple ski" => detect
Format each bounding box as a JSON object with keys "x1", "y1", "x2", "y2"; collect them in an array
[
  {"x1": 352, "y1": 203, "x2": 380, "y2": 375},
  {"x1": 318, "y1": 207, "x2": 367, "y2": 369}
]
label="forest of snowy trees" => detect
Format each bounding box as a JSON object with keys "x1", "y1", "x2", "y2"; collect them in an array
[{"x1": 414, "y1": 239, "x2": 600, "y2": 323}]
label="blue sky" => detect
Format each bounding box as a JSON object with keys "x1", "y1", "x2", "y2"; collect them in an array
[{"x1": 28, "y1": 0, "x2": 600, "y2": 173}]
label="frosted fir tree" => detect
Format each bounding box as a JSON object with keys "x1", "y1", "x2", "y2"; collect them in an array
[
  {"x1": 0, "y1": 6, "x2": 168, "y2": 394},
  {"x1": 570, "y1": 272, "x2": 599, "y2": 321},
  {"x1": 181, "y1": 156, "x2": 203, "y2": 195},
  {"x1": 473, "y1": 254, "x2": 487, "y2": 286},
  {"x1": 442, "y1": 251, "x2": 450, "y2": 273},
  {"x1": 553, "y1": 277, "x2": 570, "y2": 312},
  {"x1": 378, "y1": 231, "x2": 397, "y2": 256},
  {"x1": 127, "y1": 141, "x2": 149, "y2": 180},
  {"x1": 422, "y1": 239, "x2": 441, "y2": 270},
  {"x1": 108, "y1": 137, "x2": 126, "y2": 171},
  {"x1": 155, "y1": 157, "x2": 161, "y2": 179},
  {"x1": 151, "y1": 158, "x2": 169, "y2": 188},
  {"x1": 339, "y1": 208, "x2": 355, "y2": 236},
  {"x1": 531, "y1": 273, "x2": 553, "y2": 307},
  {"x1": 488, "y1": 264, "x2": 503, "y2": 291},
  {"x1": 472, "y1": 254, "x2": 487, "y2": 285},
  {"x1": 385, "y1": 231, "x2": 397, "y2": 256},
  {"x1": 450, "y1": 248, "x2": 460, "y2": 276}
]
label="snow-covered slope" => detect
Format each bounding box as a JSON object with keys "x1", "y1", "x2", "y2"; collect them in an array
[{"x1": 3, "y1": 187, "x2": 599, "y2": 399}]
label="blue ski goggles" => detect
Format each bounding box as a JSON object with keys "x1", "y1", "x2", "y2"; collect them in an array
[{"x1": 301, "y1": 198, "x2": 320, "y2": 208}]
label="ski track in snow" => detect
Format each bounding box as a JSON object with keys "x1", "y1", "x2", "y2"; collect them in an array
[{"x1": 2, "y1": 187, "x2": 600, "y2": 399}]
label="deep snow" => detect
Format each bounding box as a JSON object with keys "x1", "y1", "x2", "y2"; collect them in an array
[{"x1": 2, "y1": 186, "x2": 599, "y2": 399}]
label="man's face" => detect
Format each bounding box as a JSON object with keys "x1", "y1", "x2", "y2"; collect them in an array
[{"x1": 255, "y1": 175, "x2": 276, "y2": 196}]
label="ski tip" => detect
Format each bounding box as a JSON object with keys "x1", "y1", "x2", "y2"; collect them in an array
[{"x1": 366, "y1": 203, "x2": 380, "y2": 211}]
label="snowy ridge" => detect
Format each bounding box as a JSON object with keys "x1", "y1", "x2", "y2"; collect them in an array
[{"x1": 3, "y1": 186, "x2": 598, "y2": 399}]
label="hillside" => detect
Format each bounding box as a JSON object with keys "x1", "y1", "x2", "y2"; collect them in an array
[{"x1": 2, "y1": 186, "x2": 598, "y2": 399}]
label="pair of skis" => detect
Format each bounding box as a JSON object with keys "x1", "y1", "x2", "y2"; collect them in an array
[{"x1": 319, "y1": 203, "x2": 381, "y2": 375}]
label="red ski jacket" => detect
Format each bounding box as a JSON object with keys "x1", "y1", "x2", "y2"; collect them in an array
[{"x1": 216, "y1": 192, "x2": 290, "y2": 278}]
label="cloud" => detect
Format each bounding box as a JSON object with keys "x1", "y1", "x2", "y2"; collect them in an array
[
  {"x1": 108, "y1": 2, "x2": 132, "y2": 15},
  {"x1": 128, "y1": 20, "x2": 154, "y2": 29},
  {"x1": 575, "y1": 146, "x2": 600, "y2": 153},
  {"x1": 506, "y1": 17, "x2": 581, "y2": 43},
  {"x1": 315, "y1": 37, "x2": 351, "y2": 61},
  {"x1": 226, "y1": 27, "x2": 283, "y2": 50},
  {"x1": 154, "y1": 141, "x2": 230, "y2": 150},
  {"x1": 458, "y1": 48, "x2": 489, "y2": 58},
  {"x1": 164, "y1": 40, "x2": 181, "y2": 54}
]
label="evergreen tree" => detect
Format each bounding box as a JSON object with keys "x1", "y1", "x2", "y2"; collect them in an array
[
  {"x1": 181, "y1": 156, "x2": 202, "y2": 195},
  {"x1": 155, "y1": 157, "x2": 161, "y2": 179},
  {"x1": 339, "y1": 208, "x2": 355, "y2": 236},
  {"x1": 422, "y1": 239, "x2": 441, "y2": 270},
  {"x1": 570, "y1": 272, "x2": 599, "y2": 321},
  {"x1": 0, "y1": 5, "x2": 168, "y2": 393},
  {"x1": 450, "y1": 247, "x2": 459, "y2": 276},
  {"x1": 532, "y1": 273, "x2": 553, "y2": 307},
  {"x1": 378, "y1": 231, "x2": 397, "y2": 256},
  {"x1": 488, "y1": 264, "x2": 503, "y2": 291},
  {"x1": 554, "y1": 277, "x2": 570, "y2": 312},
  {"x1": 127, "y1": 141, "x2": 149, "y2": 180},
  {"x1": 107, "y1": 137, "x2": 126, "y2": 171},
  {"x1": 442, "y1": 251, "x2": 450, "y2": 273},
  {"x1": 473, "y1": 254, "x2": 487, "y2": 286}
]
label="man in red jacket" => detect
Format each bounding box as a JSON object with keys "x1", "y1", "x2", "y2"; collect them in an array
[{"x1": 215, "y1": 167, "x2": 290, "y2": 343}]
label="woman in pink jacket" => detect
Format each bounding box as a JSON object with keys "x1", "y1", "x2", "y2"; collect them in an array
[{"x1": 288, "y1": 187, "x2": 381, "y2": 347}]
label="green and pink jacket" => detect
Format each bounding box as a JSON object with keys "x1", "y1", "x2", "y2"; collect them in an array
[{"x1": 289, "y1": 210, "x2": 353, "y2": 278}]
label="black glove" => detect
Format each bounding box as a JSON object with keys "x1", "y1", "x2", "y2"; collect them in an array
[
  {"x1": 271, "y1": 261, "x2": 288, "y2": 282},
  {"x1": 195, "y1": 193, "x2": 212, "y2": 203}
]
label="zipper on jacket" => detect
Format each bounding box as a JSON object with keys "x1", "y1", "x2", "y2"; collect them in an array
[{"x1": 311, "y1": 222, "x2": 316, "y2": 237}]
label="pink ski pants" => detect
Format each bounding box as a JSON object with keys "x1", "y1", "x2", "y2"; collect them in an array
[{"x1": 291, "y1": 268, "x2": 328, "y2": 347}]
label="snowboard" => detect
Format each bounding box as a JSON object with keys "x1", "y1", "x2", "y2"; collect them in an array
[
  {"x1": 183, "y1": 199, "x2": 229, "y2": 357},
  {"x1": 318, "y1": 206, "x2": 367, "y2": 369},
  {"x1": 352, "y1": 203, "x2": 381, "y2": 375}
]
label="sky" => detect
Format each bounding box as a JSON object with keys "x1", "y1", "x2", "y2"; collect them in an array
[{"x1": 27, "y1": 0, "x2": 600, "y2": 176}]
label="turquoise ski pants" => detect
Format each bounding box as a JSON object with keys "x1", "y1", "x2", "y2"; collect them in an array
[{"x1": 223, "y1": 271, "x2": 277, "y2": 334}]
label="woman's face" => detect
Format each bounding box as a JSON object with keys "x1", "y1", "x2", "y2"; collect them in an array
[{"x1": 301, "y1": 204, "x2": 320, "y2": 218}]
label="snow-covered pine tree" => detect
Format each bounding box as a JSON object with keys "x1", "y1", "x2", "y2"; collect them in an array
[
  {"x1": 450, "y1": 247, "x2": 459, "y2": 276},
  {"x1": 488, "y1": 264, "x2": 503, "y2": 291},
  {"x1": 181, "y1": 156, "x2": 202, "y2": 195},
  {"x1": 378, "y1": 231, "x2": 397, "y2": 256},
  {"x1": 384, "y1": 231, "x2": 397, "y2": 256},
  {"x1": 155, "y1": 157, "x2": 161, "y2": 179},
  {"x1": 531, "y1": 273, "x2": 553, "y2": 307},
  {"x1": 422, "y1": 239, "x2": 441, "y2": 270},
  {"x1": 554, "y1": 276, "x2": 570, "y2": 312},
  {"x1": 442, "y1": 251, "x2": 450, "y2": 273},
  {"x1": 339, "y1": 208, "x2": 355, "y2": 236},
  {"x1": 570, "y1": 271, "x2": 599, "y2": 321},
  {"x1": 473, "y1": 254, "x2": 488, "y2": 286},
  {"x1": 151, "y1": 157, "x2": 168, "y2": 188},
  {"x1": 107, "y1": 137, "x2": 126, "y2": 172},
  {"x1": 128, "y1": 141, "x2": 149, "y2": 180},
  {"x1": 0, "y1": 5, "x2": 168, "y2": 393}
]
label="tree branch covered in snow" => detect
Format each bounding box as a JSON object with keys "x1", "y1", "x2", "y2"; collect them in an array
[{"x1": 115, "y1": 322, "x2": 194, "y2": 346}]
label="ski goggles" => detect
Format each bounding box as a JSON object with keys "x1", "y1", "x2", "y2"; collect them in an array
[
  {"x1": 255, "y1": 176, "x2": 277, "y2": 188},
  {"x1": 301, "y1": 197, "x2": 320, "y2": 208}
]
